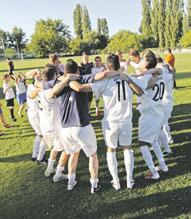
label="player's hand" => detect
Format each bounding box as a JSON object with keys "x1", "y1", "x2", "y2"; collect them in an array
[
  {"x1": 105, "y1": 70, "x2": 120, "y2": 78},
  {"x1": 147, "y1": 76, "x2": 158, "y2": 89}
]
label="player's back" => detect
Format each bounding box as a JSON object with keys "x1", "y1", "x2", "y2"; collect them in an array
[
  {"x1": 27, "y1": 84, "x2": 39, "y2": 118},
  {"x1": 101, "y1": 76, "x2": 133, "y2": 123}
]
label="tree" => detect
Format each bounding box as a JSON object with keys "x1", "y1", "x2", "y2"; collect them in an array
[
  {"x1": 29, "y1": 18, "x2": 71, "y2": 57},
  {"x1": 183, "y1": 13, "x2": 189, "y2": 34},
  {"x1": 82, "y1": 6, "x2": 91, "y2": 34},
  {"x1": 188, "y1": 0, "x2": 191, "y2": 28},
  {"x1": 164, "y1": 0, "x2": 172, "y2": 48},
  {"x1": 97, "y1": 18, "x2": 102, "y2": 33},
  {"x1": 0, "y1": 29, "x2": 8, "y2": 51},
  {"x1": 101, "y1": 18, "x2": 109, "y2": 38},
  {"x1": 151, "y1": 0, "x2": 159, "y2": 42},
  {"x1": 73, "y1": 4, "x2": 83, "y2": 39},
  {"x1": 158, "y1": 0, "x2": 166, "y2": 49},
  {"x1": 141, "y1": 0, "x2": 152, "y2": 36},
  {"x1": 180, "y1": 30, "x2": 191, "y2": 47},
  {"x1": 8, "y1": 26, "x2": 26, "y2": 53}
]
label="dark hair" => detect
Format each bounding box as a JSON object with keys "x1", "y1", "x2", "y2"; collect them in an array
[
  {"x1": 106, "y1": 54, "x2": 120, "y2": 71},
  {"x1": 41, "y1": 64, "x2": 57, "y2": 81},
  {"x1": 94, "y1": 56, "x2": 101, "y2": 61},
  {"x1": 6, "y1": 58, "x2": 10, "y2": 61},
  {"x1": 168, "y1": 48, "x2": 172, "y2": 53},
  {"x1": 129, "y1": 49, "x2": 140, "y2": 57},
  {"x1": 65, "y1": 59, "x2": 78, "y2": 74},
  {"x1": 156, "y1": 55, "x2": 164, "y2": 64},
  {"x1": 144, "y1": 51, "x2": 157, "y2": 69},
  {"x1": 3, "y1": 74, "x2": 10, "y2": 80},
  {"x1": 49, "y1": 54, "x2": 59, "y2": 63},
  {"x1": 82, "y1": 52, "x2": 88, "y2": 56}
]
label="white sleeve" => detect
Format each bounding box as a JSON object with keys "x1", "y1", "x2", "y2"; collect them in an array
[
  {"x1": 130, "y1": 61, "x2": 140, "y2": 69},
  {"x1": 129, "y1": 75, "x2": 151, "y2": 91},
  {"x1": 90, "y1": 79, "x2": 108, "y2": 98},
  {"x1": 43, "y1": 89, "x2": 55, "y2": 103},
  {"x1": 3, "y1": 83, "x2": 9, "y2": 93}
]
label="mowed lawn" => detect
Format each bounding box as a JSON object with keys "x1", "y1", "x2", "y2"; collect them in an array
[{"x1": 0, "y1": 54, "x2": 191, "y2": 219}]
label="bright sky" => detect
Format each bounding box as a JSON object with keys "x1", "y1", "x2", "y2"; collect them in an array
[{"x1": 0, "y1": 0, "x2": 188, "y2": 40}]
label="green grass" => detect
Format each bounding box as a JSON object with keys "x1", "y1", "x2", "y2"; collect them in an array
[{"x1": 0, "y1": 54, "x2": 191, "y2": 219}]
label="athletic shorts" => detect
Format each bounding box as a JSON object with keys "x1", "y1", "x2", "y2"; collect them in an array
[
  {"x1": 61, "y1": 124, "x2": 97, "y2": 157},
  {"x1": 87, "y1": 92, "x2": 93, "y2": 102},
  {"x1": 6, "y1": 98, "x2": 14, "y2": 107},
  {"x1": 138, "y1": 111, "x2": 164, "y2": 144},
  {"x1": 102, "y1": 120, "x2": 132, "y2": 148},
  {"x1": 42, "y1": 131, "x2": 64, "y2": 151},
  {"x1": 28, "y1": 115, "x2": 41, "y2": 136},
  {"x1": 17, "y1": 93, "x2": 27, "y2": 105}
]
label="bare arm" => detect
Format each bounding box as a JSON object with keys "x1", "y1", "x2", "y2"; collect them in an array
[
  {"x1": 69, "y1": 81, "x2": 92, "y2": 92},
  {"x1": 120, "y1": 74, "x2": 144, "y2": 96},
  {"x1": 94, "y1": 70, "x2": 120, "y2": 81},
  {"x1": 29, "y1": 88, "x2": 41, "y2": 99},
  {"x1": 141, "y1": 68, "x2": 162, "y2": 76}
]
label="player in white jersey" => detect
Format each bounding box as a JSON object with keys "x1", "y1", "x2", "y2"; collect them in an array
[
  {"x1": 156, "y1": 56, "x2": 174, "y2": 156},
  {"x1": 26, "y1": 71, "x2": 47, "y2": 163},
  {"x1": 127, "y1": 49, "x2": 142, "y2": 74},
  {"x1": 91, "y1": 56, "x2": 105, "y2": 117},
  {"x1": 136, "y1": 51, "x2": 168, "y2": 180},
  {"x1": 116, "y1": 51, "x2": 128, "y2": 73}
]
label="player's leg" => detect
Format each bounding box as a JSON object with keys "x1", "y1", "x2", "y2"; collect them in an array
[
  {"x1": 0, "y1": 107, "x2": 11, "y2": 128},
  {"x1": 44, "y1": 149, "x2": 58, "y2": 177},
  {"x1": 95, "y1": 98, "x2": 100, "y2": 116},
  {"x1": 158, "y1": 128, "x2": 173, "y2": 156},
  {"x1": 32, "y1": 135, "x2": 41, "y2": 161},
  {"x1": 36, "y1": 138, "x2": 47, "y2": 164},
  {"x1": 53, "y1": 151, "x2": 69, "y2": 182},
  {"x1": 7, "y1": 99, "x2": 16, "y2": 121}
]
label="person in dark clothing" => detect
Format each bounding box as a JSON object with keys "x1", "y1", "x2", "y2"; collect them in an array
[{"x1": 6, "y1": 58, "x2": 15, "y2": 78}]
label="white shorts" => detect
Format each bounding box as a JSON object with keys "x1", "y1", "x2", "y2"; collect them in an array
[
  {"x1": 42, "y1": 131, "x2": 64, "y2": 151},
  {"x1": 102, "y1": 120, "x2": 132, "y2": 148},
  {"x1": 28, "y1": 115, "x2": 41, "y2": 136},
  {"x1": 139, "y1": 111, "x2": 164, "y2": 144},
  {"x1": 61, "y1": 124, "x2": 97, "y2": 157}
]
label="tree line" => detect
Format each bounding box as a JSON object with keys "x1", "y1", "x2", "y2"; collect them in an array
[{"x1": 0, "y1": 1, "x2": 191, "y2": 58}]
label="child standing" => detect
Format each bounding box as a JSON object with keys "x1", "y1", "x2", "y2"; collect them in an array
[
  {"x1": 3, "y1": 74, "x2": 17, "y2": 122},
  {"x1": 15, "y1": 73, "x2": 27, "y2": 117}
]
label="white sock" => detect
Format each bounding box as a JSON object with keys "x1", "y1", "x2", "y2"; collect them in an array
[
  {"x1": 68, "y1": 173, "x2": 76, "y2": 184},
  {"x1": 124, "y1": 149, "x2": 134, "y2": 182},
  {"x1": 90, "y1": 178, "x2": 98, "y2": 188},
  {"x1": 37, "y1": 139, "x2": 47, "y2": 161},
  {"x1": 152, "y1": 141, "x2": 165, "y2": 164},
  {"x1": 163, "y1": 124, "x2": 172, "y2": 141},
  {"x1": 48, "y1": 158, "x2": 55, "y2": 169},
  {"x1": 141, "y1": 146, "x2": 156, "y2": 174},
  {"x1": 32, "y1": 135, "x2": 41, "y2": 158},
  {"x1": 56, "y1": 164, "x2": 65, "y2": 175},
  {"x1": 106, "y1": 152, "x2": 119, "y2": 182},
  {"x1": 158, "y1": 129, "x2": 172, "y2": 153}
]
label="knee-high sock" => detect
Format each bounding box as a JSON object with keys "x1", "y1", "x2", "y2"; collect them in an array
[
  {"x1": 32, "y1": 135, "x2": 41, "y2": 158},
  {"x1": 163, "y1": 124, "x2": 172, "y2": 142},
  {"x1": 141, "y1": 146, "x2": 156, "y2": 173},
  {"x1": 56, "y1": 164, "x2": 65, "y2": 175},
  {"x1": 47, "y1": 158, "x2": 55, "y2": 169},
  {"x1": 106, "y1": 152, "x2": 119, "y2": 182},
  {"x1": 152, "y1": 141, "x2": 165, "y2": 165},
  {"x1": 124, "y1": 149, "x2": 134, "y2": 181},
  {"x1": 37, "y1": 138, "x2": 47, "y2": 161},
  {"x1": 158, "y1": 129, "x2": 172, "y2": 153},
  {"x1": 9, "y1": 108, "x2": 14, "y2": 119}
]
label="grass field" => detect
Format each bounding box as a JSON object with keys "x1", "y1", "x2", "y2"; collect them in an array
[{"x1": 0, "y1": 54, "x2": 191, "y2": 219}]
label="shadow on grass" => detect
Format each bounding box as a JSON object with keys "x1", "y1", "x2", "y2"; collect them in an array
[{"x1": 0, "y1": 66, "x2": 43, "y2": 73}]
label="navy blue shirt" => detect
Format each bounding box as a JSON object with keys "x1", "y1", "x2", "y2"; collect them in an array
[{"x1": 57, "y1": 76, "x2": 94, "y2": 128}]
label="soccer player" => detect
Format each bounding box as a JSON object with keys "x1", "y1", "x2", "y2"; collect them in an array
[
  {"x1": 116, "y1": 51, "x2": 128, "y2": 73},
  {"x1": 91, "y1": 56, "x2": 105, "y2": 117},
  {"x1": 78, "y1": 52, "x2": 94, "y2": 115},
  {"x1": 0, "y1": 105, "x2": 11, "y2": 135},
  {"x1": 3, "y1": 74, "x2": 17, "y2": 122},
  {"x1": 6, "y1": 58, "x2": 15, "y2": 79},
  {"x1": 49, "y1": 54, "x2": 64, "y2": 76},
  {"x1": 136, "y1": 51, "x2": 168, "y2": 180},
  {"x1": 128, "y1": 49, "x2": 142, "y2": 74}
]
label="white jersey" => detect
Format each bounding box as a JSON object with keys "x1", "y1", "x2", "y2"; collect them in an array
[
  {"x1": 37, "y1": 89, "x2": 62, "y2": 133},
  {"x1": 16, "y1": 81, "x2": 27, "y2": 95},
  {"x1": 3, "y1": 82, "x2": 15, "y2": 100},
  {"x1": 130, "y1": 61, "x2": 141, "y2": 74},
  {"x1": 91, "y1": 66, "x2": 105, "y2": 76},
  {"x1": 137, "y1": 74, "x2": 165, "y2": 115},
  {"x1": 27, "y1": 84, "x2": 39, "y2": 119},
  {"x1": 120, "y1": 61, "x2": 128, "y2": 73},
  {"x1": 91, "y1": 75, "x2": 133, "y2": 123}
]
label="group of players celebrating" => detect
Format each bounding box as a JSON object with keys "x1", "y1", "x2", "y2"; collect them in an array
[{"x1": 25, "y1": 49, "x2": 174, "y2": 194}]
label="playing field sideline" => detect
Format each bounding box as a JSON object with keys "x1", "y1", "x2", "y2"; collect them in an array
[{"x1": 0, "y1": 54, "x2": 191, "y2": 219}]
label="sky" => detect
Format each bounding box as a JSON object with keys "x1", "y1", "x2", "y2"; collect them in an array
[{"x1": 0, "y1": 0, "x2": 188, "y2": 40}]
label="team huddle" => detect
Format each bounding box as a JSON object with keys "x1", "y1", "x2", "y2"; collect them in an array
[{"x1": 7, "y1": 50, "x2": 174, "y2": 194}]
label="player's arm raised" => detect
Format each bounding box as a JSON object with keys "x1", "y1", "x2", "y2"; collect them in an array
[
  {"x1": 120, "y1": 73, "x2": 144, "y2": 96},
  {"x1": 48, "y1": 74, "x2": 79, "y2": 98},
  {"x1": 94, "y1": 70, "x2": 120, "y2": 81},
  {"x1": 69, "y1": 81, "x2": 92, "y2": 92}
]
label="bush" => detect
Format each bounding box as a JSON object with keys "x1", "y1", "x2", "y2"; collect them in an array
[{"x1": 180, "y1": 31, "x2": 191, "y2": 48}]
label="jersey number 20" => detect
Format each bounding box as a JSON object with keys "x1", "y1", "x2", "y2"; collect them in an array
[{"x1": 152, "y1": 82, "x2": 165, "y2": 101}]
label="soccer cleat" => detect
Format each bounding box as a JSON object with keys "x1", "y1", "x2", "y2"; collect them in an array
[
  {"x1": 11, "y1": 117, "x2": 17, "y2": 122},
  {"x1": 91, "y1": 184, "x2": 101, "y2": 194},
  {"x1": 156, "y1": 165, "x2": 169, "y2": 173},
  {"x1": 44, "y1": 167, "x2": 55, "y2": 177},
  {"x1": 127, "y1": 179, "x2": 135, "y2": 189},
  {"x1": 145, "y1": 171, "x2": 160, "y2": 180},
  {"x1": 31, "y1": 157, "x2": 37, "y2": 162},
  {"x1": 111, "y1": 180, "x2": 121, "y2": 191},
  {"x1": 53, "y1": 173, "x2": 67, "y2": 183},
  {"x1": 67, "y1": 180, "x2": 77, "y2": 190},
  {"x1": 163, "y1": 151, "x2": 173, "y2": 157},
  {"x1": 36, "y1": 158, "x2": 48, "y2": 165},
  {"x1": 168, "y1": 138, "x2": 174, "y2": 144}
]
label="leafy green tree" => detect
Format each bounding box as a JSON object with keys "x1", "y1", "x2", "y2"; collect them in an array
[
  {"x1": 73, "y1": 4, "x2": 83, "y2": 39},
  {"x1": 151, "y1": 0, "x2": 159, "y2": 43},
  {"x1": 29, "y1": 19, "x2": 70, "y2": 57},
  {"x1": 188, "y1": 0, "x2": 191, "y2": 28},
  {"x1": 0, "y1": 29, "x2": 8, "y2": 51},
  {"x1": 101, "y1": 18, "x2": 109, "y2": 38},
  {"x1": 180, "y1": 30, "x2": 191, "y2": 47},
  {"x1": 141, "y1": 0, "x2": 152, "y2": 36},
  {"x1": 164, "y1": 0, "x2": 172, "y2": 48},
  {"x1": 97, "y1": 18, "x2": 102, "y2": 33},
  {"x1": 82, "y1": 6, "x2": 91, "y2": 34},
  {"x1": 183, "y1": 13, "x2": 189, "y2": 34},
  {"x1": 158, "y1": 0, "x2": 166, "y2": 49}
]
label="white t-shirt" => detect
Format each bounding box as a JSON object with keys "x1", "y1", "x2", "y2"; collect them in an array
[
  {"x1": 16, "y1": 81, "x2": 27, "y2": 95},
  {"x1": 91, "y1": 75, "x2": 133, "y2": 123},
  {"x1": 37, "y1": 89, "x2": 62, "y2": 133},
  {"x1": 130, "y1": 61, "x2": 141, "y2": 75},
  {"x1": 91, "y1": 66, "x2": 105, "y2": 76},
  {"x1": 120, "y1": 61, "x2": 128, "y2": 73},
  {"x1": 3, "y1": 82, "x2": 15, "y2": 100},
  {"x1": 27, "y1": 84, "x2": 39, "y2": 118}
]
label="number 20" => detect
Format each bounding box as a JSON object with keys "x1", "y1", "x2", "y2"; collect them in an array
[{"x1": 152, "y1": 82, "x2": 165, "y2": 101}]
